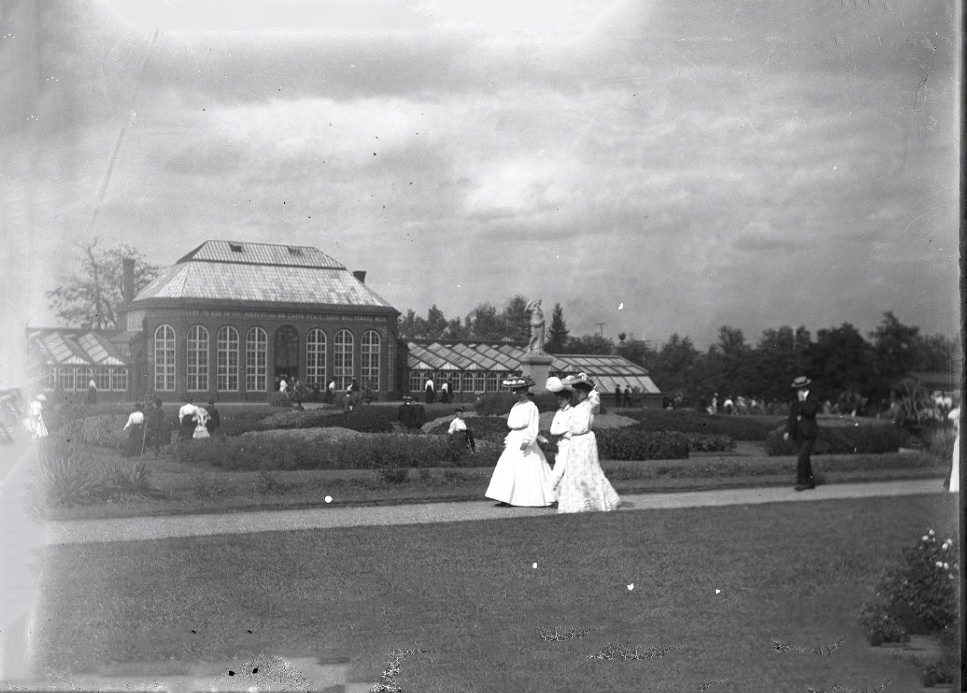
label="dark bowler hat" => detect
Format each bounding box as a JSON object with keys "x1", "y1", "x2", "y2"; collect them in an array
[{"x1": 791, "y1": 376, "x2": 812, "y2": 389}]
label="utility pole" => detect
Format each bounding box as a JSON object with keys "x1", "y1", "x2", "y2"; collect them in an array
[{"x1": 595, "y1": 322, "x2": 605, "y2": 337}]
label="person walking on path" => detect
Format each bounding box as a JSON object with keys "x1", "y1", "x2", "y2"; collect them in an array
[
  {"x1": 550, "y1": 373, "x2": 620, "y2": 514},
  {"x1": 178, "y1": 398, "x2": 198, "y2": 441},
  {"x1": 784, "y1": 376, "x2": 819, "y2": 491},
  {"x1": 122, "y1": 403, "x2": 146, "y2": 458},
  {"x1": 204, "y1": 400, "x2": 220, "y2": 437},
  {"x1": 484, "y1": 376, "x2": 555, "y2": 507},
  {"x1": 947, "y1": 405, "x2": 959, "y2": 492},
  {"x1": 146, "y1": 399, "x2": 167, "y2": 454},
  {"x1": 447, "y1": 407, "x2": 475, "y2": 452}
]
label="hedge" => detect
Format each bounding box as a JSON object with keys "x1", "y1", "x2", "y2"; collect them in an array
[
  {"x1": 474, "y1": 392, "x2": 593, "y2": 416},
  {"x1": 624, "y1": 409, "x2": 777, "y2": 441},
  {"x1": 595, "y1": 428, "x2": 690, "y2": 460},
  {"x1": 764, "y1": 422, "x2": 905, "y2": 456},
  {"x1": 168, "y1": 431, "x2": 501, "y2": 471}
]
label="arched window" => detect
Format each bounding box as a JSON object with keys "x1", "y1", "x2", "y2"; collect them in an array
[
  {"x1": 486, "y1": 372, "x2": 499, "y2": 392},
  {"x1": 216, "y1": 326, "x2": 239, "y2": 392},
  {"x1": 334, "y1": 329, "x2": 354, "y2": 390},
  {"x1": 305, "y1": 329, "x2": 327, "y2": 386},
  {"x1": 186, "y1": 325, "x2": 210, "y2": 391},
  {"x1": 408, "y1": 370, "x2": 423, "y2": 393},
  {"x1": 246, "y1": 327, "x2": 267, "y2": 392},
  {"x1": 154, "y1": 324, "x2": 176, "y2": 391},
  {"x1": 360, "y1": 330, "x2": 380, "y2": 391}
]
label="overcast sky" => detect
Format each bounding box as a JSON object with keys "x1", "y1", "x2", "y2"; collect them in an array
[{"x1": 0, "y1": 0, "x2": 960, "y2": 379}]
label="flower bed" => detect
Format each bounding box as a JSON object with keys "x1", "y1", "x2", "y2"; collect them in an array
[
  {"x1": 764, "y1": 421, "x2": 905, "y2": 456},
  {"x1": 63, "y1": 414, "x2": 130, "y2": 450},
  {"x1": 623, "y1": 409, "x2": 777, "y2": 441},
  {"x1": 168, "y1": 430, "x2": 500, "y2": 471}
]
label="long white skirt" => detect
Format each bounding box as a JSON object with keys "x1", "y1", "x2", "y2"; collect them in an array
[
  {"x1": 485, "y1": 431, "x2": 555, "y2": 507},
  {"x1": 556, "y1": 432, "x2": 620, "y2": 514}
]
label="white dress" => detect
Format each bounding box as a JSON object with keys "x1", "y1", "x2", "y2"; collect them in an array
[
  {"x1": 28, "y1": 399, "x2": 47, "y2": 439},
  {"x1": 484, "y1": 400, "x2": 555, "y2": 507},
  {"x1": 949, "y1": 407, "x2": 960, "y2": 493},
  {"x1": 553, "y1": 393, "x2": 620, "y2": 514},
  {"x1": 193, "y1": 408, "x2": 211, "y2": 439}
]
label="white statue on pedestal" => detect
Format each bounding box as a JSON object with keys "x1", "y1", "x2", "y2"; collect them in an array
[{"x1": 525, "y1": 299, "x2": 546, "y2": 353}]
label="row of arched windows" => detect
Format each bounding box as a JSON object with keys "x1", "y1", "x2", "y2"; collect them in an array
[{"x1": 154, "y1": 325, "x2": 382, "y2": 393}]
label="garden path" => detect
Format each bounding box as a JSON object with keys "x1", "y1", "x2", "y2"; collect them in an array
[{"x1": 45, "y1": 478, "x2": 944, "y2": 546}]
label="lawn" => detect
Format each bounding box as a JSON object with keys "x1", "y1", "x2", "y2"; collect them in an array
[{"x1": 35, "y1": 493, "x2": 959, "y2": 692}]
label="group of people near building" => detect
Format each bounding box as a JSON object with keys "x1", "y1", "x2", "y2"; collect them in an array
[
  {"x1": 119, "y1": 398, "x2": 221, "y2": 458},
  {"x1": 422, "y1": 377, "x2": 453, "y2": 404},
  {"x1": 483, "y1": 373, "x2": 621, "y2": 514}
]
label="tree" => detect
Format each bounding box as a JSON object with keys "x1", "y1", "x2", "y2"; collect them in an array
[
  {"x1": 425, "y1": 305, "x2": 448, "y2": 340},
  {"x1": 650, "y1": 333, "x2": 700, "y2": 402},
  {"x1": 751, "y1": 326, "x2": 812, "y2": 401},
  {"x1": 443, "y1": 316, "x2": 467, "y2": 340},
  {"x1": 616, "y1": 337, "x2": 655, "y2": 368},
  {"x1": 912, "y1": 333, "x2": 960, "y2": 372},
  {"x1": 46, "y1": 239, "x2": 158, "y2": 330},
  {"x1": 870, "y1": 311, "x2": 920, "y2": 381},
  {"x1": 466, "y1": 303, "x2": 505, "y2": 341},
  {"x1": 546, "y1": 303, "x2": 569, "y2": 353},
  {"x1": 500, "y1": 295, "x2": 531, "y2": 342},
  {"x1": 805, "y1": 323, "x2": 878, "y2": 402},
  {"x1": 565, "y1": 333, "x2": 615, "y2": 355}
]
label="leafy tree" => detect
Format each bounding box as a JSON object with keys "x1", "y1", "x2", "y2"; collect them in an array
[
  {"x1": 616, "y1": 338, "x2": 656, "y2": 368},
  {"x1": 46, "y1": 239, "x2": 158, "y2": 330},
  {"x1": 546, "y1": 303, "x2": 569, "y2": 353},
  {"x1": 912, "y1": 333, "x2": 960, "y2": 372},
  {"x1": 397, "y1": 309, "x2": 425, "y2": 339},
  {"x1": 501, "y1": 295, "x2": 531, "y2": 342},
  {"x1": 650, "y1": 333, "x2": 700, "y2": 402},
  {"x1": 425, "y1": 305, "x2": 448, "y2": 340},
  {"x1": 565, "y1": 333, "x2": 615, "y2": 355},
  {"x1": 870, "y1": 311, "x2": 920, "y2": 381},
  {"x1": 805, "y1": 322, "x2": 878, "y2": 401},
  {"x1": 707, "y1": 326, "x2": 754, "y2": 398},
  {"x1": 443, "y1": 316, "x2": 467, "y2": 340},
  {"x1": 751, "y1": 326, "x2": 812, "y2": 401},
  {"x1": 466, "y1": 303, "x2": 505, "y2": 341}
]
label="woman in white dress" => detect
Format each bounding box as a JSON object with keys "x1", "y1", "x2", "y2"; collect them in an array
[
  {"x1": 192, "y1": 407, "x2": 211, "y2": 439},
  {"x1": 484, "y1": 376, "x2": 555, "y2": 507},
  {"x1": 552, "y1": 373, "x2": 620, "y2": 514},
  {"x1": 948, "y1": 406, "x2": 959, "y2": 493},
  {"x1": 27, "y1": 394, "x2": 48, "y2": 439},
  {"x1": 545, "y1": 376, "x2": 573, "y2": 487}
]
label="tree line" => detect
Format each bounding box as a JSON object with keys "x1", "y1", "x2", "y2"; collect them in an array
[{"x1": 46, "y1": 243, "x2": 959, "y2": 410}]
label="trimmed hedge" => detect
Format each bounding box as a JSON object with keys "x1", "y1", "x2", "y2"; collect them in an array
[
  {"x1": 596, "y1": 428, "x2": 690, "y2": 460},
  {"x1": 169, "y1": 431, "x2": 501, "y2": 471},
  {"x1": 765, "y1": 422, "x2": 905, "y2": 456},
  {"x1": 624, "y1": 409, "x2": 777, "y2": 441},
  {"x1": 474, "y1": 392, "x2": 592, "y2": 416}
]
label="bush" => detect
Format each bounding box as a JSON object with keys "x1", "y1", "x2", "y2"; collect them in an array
[
  {"x1": 920, "y1": 422, "x2": 956, "y2": 462},
  {"x1": 596, "y1": 428, "x2": 690, "y2": 460},
  {"x1": 267, "y1": 392, "x2": 291, "y2": 408},
  {"x1": 169, "y1": 431, "x2": 502, "y2": 471},
  {"x1": 36, "y1": 440, "x2": 163, "y2": 507},
  {"x1": 859, "y1": 530, "x2": 959, "y2": 645},
  {"x1": 63, "y1": 414, "x2": 128, "y2": 449},
  {"x1": 684, "y1": 432, "x2": 736, "y2": 452},
  {"x1": 765, "y1": 422, "x2": 905, "y2": 456},
  {"x1": 624, "y1": 409, "x2": 776, "y2": 440}
]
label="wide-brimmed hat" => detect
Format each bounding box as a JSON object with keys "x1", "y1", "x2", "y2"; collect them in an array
[
  {"x1": 562, "y1": 373, "x2": 595, "y2": 391},
  {"x1": 35, "y1": 394, "x2": 47, "y2": 402},
  {"x1": 545, "y1": 376, "x2": 569, "y2": 393},
  {"x1": 502, "y1": 375, "x2": 535, "y2": 391},
  {"x1": 791, "y1": 376, "x2": 812, "y2": 389},
  {"x1": 402, "y1": 395, "x2": 414, "y2": 402}
]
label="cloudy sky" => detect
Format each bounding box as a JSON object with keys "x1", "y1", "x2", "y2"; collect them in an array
[{"x1": 0, "y1": 0, "x2": 960, "y2": 375}]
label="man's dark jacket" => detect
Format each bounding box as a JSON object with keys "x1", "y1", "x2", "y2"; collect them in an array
[{"x1": 785, "y1": 392, "x2": 820, "y2": 440}]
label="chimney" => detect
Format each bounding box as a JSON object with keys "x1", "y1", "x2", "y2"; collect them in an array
[
  {"x1": 352, "y1": 270, "x2": 367, "y2": 284},
  {"x1": 119, "y1": 258, "x2": 135, "y2": 330}
]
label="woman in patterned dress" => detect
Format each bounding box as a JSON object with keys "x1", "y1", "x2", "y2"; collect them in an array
[
  {"x1": 484, "y1": 376, "x2": 555, "y2": 507},
  {"x1": 552, "y1": 373, "x2": 620, "y2": 514}
]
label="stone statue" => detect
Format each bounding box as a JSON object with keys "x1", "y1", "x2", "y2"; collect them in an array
[{"x1": 525, "y1": 299, "x2": 546, "y2": 353}]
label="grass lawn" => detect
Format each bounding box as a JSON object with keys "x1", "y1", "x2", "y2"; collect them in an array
[
  {"x1": 41, "y1": 449, "x2": 949, "y2": 521},
  {"x1": 36, "y1": 493, "x2": 958, "y2": 692}
]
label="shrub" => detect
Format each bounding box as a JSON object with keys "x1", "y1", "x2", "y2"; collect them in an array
[
  {"x1": 683, "y1": 433, "x2": 735, "y2": 453},
  {"x1": 920, "y1": 422, "x2": 956, "y2": 462},
  {"x1": 36, "y1": 440, "x2": 163, "y2": 506},
  {"x1": 169, "y1": 431, "x2": 502, "y2": 471},
  {"x1": 596, "y1": 428, "x2": 690, "y2": 460},
  {"x1": 859, "y1": 530, "x2": 959, "y2": 645},
  {"x1": 765, "y1": 422, "x2": 904, "y2": 456},
  {"x1": 63, "y1": 414, "x2": 127, "y2": 449},
  {"x1": 624, "y1": 409, "x2": 776, "y2": 440}
]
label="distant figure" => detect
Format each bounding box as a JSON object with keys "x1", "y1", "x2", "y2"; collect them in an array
[
  {"x1": 424, "y1": 376, "x2": 435, "y2": 404},
  {"x1": 178, "y1": 398, "x2": 198, "y2": 441},
  {"x1": 525, "y1": 299, "x2": 546, "y2": 353},
  {"x1": 86, "y1": 377, "x2": 97, "y2": 404},
  {"x1": 947, "y1": 406, "x2": 959, "y2": 493},
  {"x1": 204, "y1": 400, "x2": 220, "y2": 436},
  {"x1": 440, "y1": 380, "x2": 450, "y2": 404},
  {"x1": 122, "y1": 403, "x2": 146, "y2": 458},
  {"x1": 447, "y1": 407, "x2": 475, "y2": 452},
  {"x1": 614, "y1": 385, "x2": 622, "y2": 408},
  {"x1": 326, "y1": 379, "x2": 336, "y2": 404},
  {"x1": 624, "y1": 386, "x2": 632, "y2": 408},
  {"x1": 279, "y1": 377, "x2": 289, "y2": 396},
  {"x1": 723, "y1": 396, "x2": 734, "y2": 415},
  {"x1": 397, "y1": 396, "x2": 425, "y2": 432},
  {"x1": 783, "y1": 376, "x2": 819, "y2": 491},
  {"x1": 27, "y1": 394, "x2": 48, "y2": 439},
  {"x1": 192, "y1": 407, "x2": 210, "y2": 439},
  {"x1": 146, "y1": 399, "x2": 167, "y2": 454}
]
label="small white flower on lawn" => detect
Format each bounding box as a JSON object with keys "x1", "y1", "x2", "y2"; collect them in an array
[
  {"x1": 922, "y1": 535, "x2": 929, "y2": 542},
  {"x1": 929, "y1": 529, "x2": 935, "y2": 536},
  {"x1": 936, "y1": 561, "x2": 944, "y2": 568},
  {"x1": 532, "y1": 562, "x2": 538, "y2": 569},
  {"x1": 715, "y1": 589, "x2": 721, "y2": 594},
  {"x1": 627, "y1": 583, "x2": 634, "y2": 591},
  {"x1": 943, "y1": 562, "x2": 949, "y2": 569},
  {"x1": 325, "y1": 496, "x2": 333, "y2": 503}
]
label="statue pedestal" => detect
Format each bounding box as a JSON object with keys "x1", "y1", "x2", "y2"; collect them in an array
[{"x1": 519, "y1": 352, "x2": 554, "y2": 392}]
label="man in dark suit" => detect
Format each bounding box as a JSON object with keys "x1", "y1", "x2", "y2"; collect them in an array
[{"x1": 784, "y1": 376, "x2": 819, "y2": 491}]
